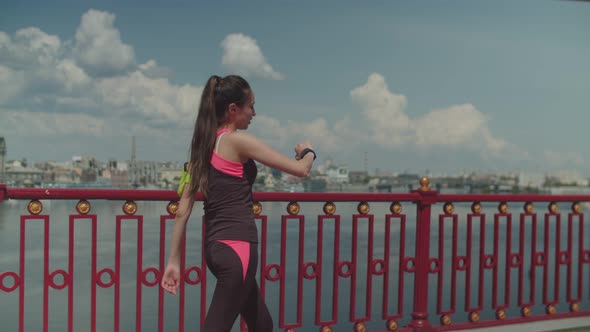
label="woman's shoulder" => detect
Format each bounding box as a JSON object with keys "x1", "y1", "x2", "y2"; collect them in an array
[{"x1": 226, "y1": 131, "x2": 259, "y2": 146}]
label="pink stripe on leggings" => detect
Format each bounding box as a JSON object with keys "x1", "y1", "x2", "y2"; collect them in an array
[{"x1": 218, "y1": 240, "x2": 250, "y2": 281}]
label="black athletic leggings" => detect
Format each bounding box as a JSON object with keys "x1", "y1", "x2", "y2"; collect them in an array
[{"x1": 203, "y1": 241, "x2": 273, "y2": 332}]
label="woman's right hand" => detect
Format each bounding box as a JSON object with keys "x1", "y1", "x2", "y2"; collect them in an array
[
  {"x1": 161, "y1": 262, "x2": 181, "y2": 295},
  {"x1": 294, "y1": 141, "x2": 313, "y2": 160}
]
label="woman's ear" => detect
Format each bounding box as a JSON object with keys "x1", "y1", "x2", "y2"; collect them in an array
[{"x1": 228, "y1": 103, "x2": 238, "y2": 113}]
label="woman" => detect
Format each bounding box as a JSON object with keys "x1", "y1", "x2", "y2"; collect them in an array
[{"x1": 160, "y1": 75, "x2": 316, "y2": 331}]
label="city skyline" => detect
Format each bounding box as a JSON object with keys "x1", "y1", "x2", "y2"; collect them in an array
[{"x1": 1, "y1": 1, "x2": 589, "y2": 176}]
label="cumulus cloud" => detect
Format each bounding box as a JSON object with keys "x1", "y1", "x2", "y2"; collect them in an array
[
  {"x1": 0, "y1": 65, "x2": 27, "y2": 103},
  {"x1": 73, "y1": 9, "x2": 135, "y2": 76},
  {"x1": 0, "y1": 9, "x2": 202, "y2": 137},
  {"x1": 0, "y1": 28, "x2": 61, "y2": 68},
  {"x1": 247, "y1": 73, "x2": 509, "y2": 160},
  {"x1": 351, "y1": 73, "x2": 508, "y2": 154},
  {"x1": 350, "y1": 73, "x2": 412, "y2": 147},
  {"x1": 248, "y1": 72, "x2": 511, "y2": 164},
  {"x1": 96, "y1": 71, "x2": 201, "y2": 125},
  {"x1": 55, "y1": 59, "x2": 91, "y2": 91},
  {"x1": 138, "y1": 59, "x2": 174, "y2": 79},
  {"x1": 250, "y1": 115, "x2": 364, "y2": 154},
  {"x1": 221, "y1": 33, "x2": 284, "y2": 80}
]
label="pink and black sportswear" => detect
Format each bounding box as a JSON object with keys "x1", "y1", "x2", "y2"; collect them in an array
[{"x1": 202, "y1": 128, "x2": 273, "y2": 331}]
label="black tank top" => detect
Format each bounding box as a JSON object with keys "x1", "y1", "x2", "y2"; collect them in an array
[{"x1": 203, "y1": 131, "x2": 258, "y2": 244}]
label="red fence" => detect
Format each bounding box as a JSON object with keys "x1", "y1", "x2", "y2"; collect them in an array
[{"x1": 1, "y1": 180, "x2": 590, "y2": 332}]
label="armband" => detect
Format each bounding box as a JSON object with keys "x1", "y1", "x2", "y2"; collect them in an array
[{"x1": 177, "y1": 162, "x2": 191, "y2": 197}]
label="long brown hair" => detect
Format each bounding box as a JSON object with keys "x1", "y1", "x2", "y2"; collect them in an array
[{"x1": 189, "y1": 75, "x2": 252, "y2": 197}]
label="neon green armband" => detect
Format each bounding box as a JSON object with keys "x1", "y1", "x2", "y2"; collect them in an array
[{"x1": 177, "y1": 163, "x2": 191, "y2": 197}]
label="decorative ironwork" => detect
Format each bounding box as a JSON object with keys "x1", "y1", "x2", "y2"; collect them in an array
[
  {"x1": 471, "y1": 202, "x2": 482, "y2": 214},
  {"x1": 390, "y1": 202, "x2": 402, "y2": 215},
  {"x1": 357, "y1": 201, "x2": 370, "y2": 214},
  {"x1": 122, "y1": 200, "x2": 137, "y2": 215},
  {"x1": 166, "y1": 201, "x2": 178, "y2": 215},
  {"x1": 287, "y1": 201, "x2": 300, "y2": 215},
  {"x1": 3, "y1": 183, "x2": 590, "y2": 331},
  {"x1": 75, "y1": 200, "x2": 91, "y2": 214},
  {"x1": 419, "y1": 176, "x2": 430, "y2": 191},
  {"x1": 572, "y1": 202, "x2": 581, "y2": 213},
  {"x1": 27, "y1": 199, "x2": 43, "y2": 215},
  {"x1": 571, "y1": 303, "x2": 580, "y2": 312},
  {"x1": 0, "y1": 272, "x2": 20, "y2": 292},
  {"x1": 524, "y1": 202, "x2": 534, "y2": 213},
  {"x1": 548, "y1": 202, "x2": 558, "y2": 214},
  {"x1": 386, "y1": 320, "x2": 398, "y2": 331},
  {"x1": 353, "y1": 322, "x2": 366, "y2": 332},
  {"x1": 498, "y1": 202, "x2": 508, "y2": 214},
  {"x1": 253, "y1": 201, "x2": 262, "y2": 215},
  {"x1": 323, "y1": 201, "x2": 336, "y2": 215},
  {"x1": 443, "y1": 202, "x2": 454, "y2": 215}
]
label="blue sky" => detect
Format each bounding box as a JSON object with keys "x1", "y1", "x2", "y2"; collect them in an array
[{"x1": 1, "y1": 0, "x2": 589, "y2": 176}]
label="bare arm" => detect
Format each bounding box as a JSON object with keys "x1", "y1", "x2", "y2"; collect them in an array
[
  {"x1": 167, "y1": 184, "x2": 195, "y2": 265},
  {"x1": 161, "y1": 183, "x2": 195, "y2": 295},
  {"x1": 232, "y1": 132, "x2": 315, "y2": 177}
]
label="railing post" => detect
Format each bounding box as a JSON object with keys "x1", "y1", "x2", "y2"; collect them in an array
[
  {"x1": 0, "y1": 183, "x2": 6, "y2": 202},
  {"x1": 400, "y1": 177, "x2": 438, "y2": 332}
]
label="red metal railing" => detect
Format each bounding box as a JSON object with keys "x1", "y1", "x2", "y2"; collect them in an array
[{"x1": 1, "y1": 181, "x2": 590, "y2": 332}]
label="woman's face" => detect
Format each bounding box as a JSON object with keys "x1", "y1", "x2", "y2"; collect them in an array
[{"x1": 232, "y1": 92, "x2": 256, "y2": 130}]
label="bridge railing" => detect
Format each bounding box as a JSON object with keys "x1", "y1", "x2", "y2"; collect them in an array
[{"x1": 1, "y1": 180, "x2": 590, "y2": 332}]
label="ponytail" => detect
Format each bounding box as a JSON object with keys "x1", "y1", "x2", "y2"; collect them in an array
[
  {"x1": 189, "y1": 76, "x2": 220, "y2": 197},
  {"x1": 188, "y1": 75, "x2": 252, "y2": 198}
]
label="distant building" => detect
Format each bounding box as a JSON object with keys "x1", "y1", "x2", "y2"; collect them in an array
[
  {"x1": 110, "y1": 169, "x2": 129, "y2": 188},
  {"x1": 326, "y1": 165, "x2": 349, "y2": 184},
  {"x1": 51, "y1": 167, "x2": 81, "y2": 184},
  {"x1": 158, "y1": 168, "x2": 182, "y2": 189},
  {"x1": 518, "y1": 172, "x2": 545, "y2": 189},
  {"x1": 129, "y1": 160, "x2": 158, "y2": 187},
  {"x1": 5, "y1": 160, "x2": 46, "y2": 186},
  {"x1": 349, "y1": 171, "x2": 368, "y2": 183}
]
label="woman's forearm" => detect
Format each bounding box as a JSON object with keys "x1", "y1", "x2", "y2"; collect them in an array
[
  {"x1": 167, "y1": 216, "x2": 188, "y2": 265},
  {"x1": 167, "y1": 185, "x2": 195, "y2": 265}
]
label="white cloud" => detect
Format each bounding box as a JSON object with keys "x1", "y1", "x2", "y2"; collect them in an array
[
  {"x1": 351, "y1": 73, "x2": 508, "y2": 154},
  {"x1": 221, "y1": 33, "x2": 284, "y2": 80},
  {"x1": 249, "y1": 73, "x2": 508, "y2": 159},
  {"x1": 0, "y1": 109, "x2": 105, "y2": 136},
  {"x1": 1, "y1": 27, "x2": 62, "y2": 67},
  {"x1": 250, "y1": 115, "x2": 362, "y2": 154},
  {"x1": 0, "y1": 65, "x2": 27, "y2": 103},
  {"x1": 0, "y1": 9, "x2": 202, "y2": 137},
  {"x1": 351, "y1": 73, "x2": 412, "y2": 147},
  {"x1": 138, "y1": 59, "x2": 174, "y2": 79},
  {"x1": 55, "y1": 59, "x2": 91, "y2": 92},
  {"x1": 73, "y1": 9, "x2": 135, "y2": 76},
  {"x1": 96, "y1": 71, "x2": 201, "y2": 125}
]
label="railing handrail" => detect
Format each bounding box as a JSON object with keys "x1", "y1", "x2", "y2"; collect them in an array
[
  {"x1": 2, "y1": 186, "x2": 421, "y2": 202},
  {"x1": 438, "y1": 193, "x2": 590, "y2": 202},
  {"x1": 5, "y1": 186, "x2": 590, "y2": 203}
]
